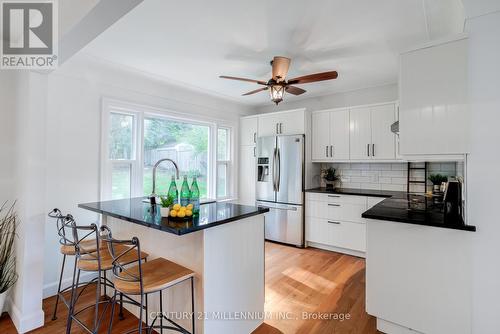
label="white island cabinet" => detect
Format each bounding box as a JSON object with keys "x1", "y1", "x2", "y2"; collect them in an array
[
  {"x1": 366, "y1": 219, "x2": 472, "y2": 334},
  {"x1": 80, "y1": 198, "x2": 267, "y2": 334}
]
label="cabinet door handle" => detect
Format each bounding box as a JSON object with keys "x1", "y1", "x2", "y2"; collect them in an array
[
  {"x1": 330, "y1": 145, "x2": 333, "y2": 157},
  {"x1": 367, "y1": 144, "x2": 370, "y2": 157},
  {"x1": 253, "y1": 147, "x2": 256, "y2": 157},
  {"x1": 326, "y1": 146, "x2": 329, "y2": 157},
  {"x1": 328, "y1": 203, "x2": 341, "y2": 207},
  {"x1": 328, "y1": 195, "x2": 340, "y2": 198},
  {"x1": 327, "y1": 221, "x2": 341, "y2": 224},
  {"x1": 253, "y1": 132, "x2": 256, "y2": 143},
  {"x1": 279, "y1": 123, "x2": 283, "y2": 134},
  {"x1": 276, "y1": 123, "x2": 279, "y2": 134},
  {"x1": 372, "y1": 143, "x2": 375, "y2": 157}
]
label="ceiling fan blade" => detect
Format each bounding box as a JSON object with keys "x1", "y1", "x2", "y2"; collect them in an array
[
  {"x1": 242, "y1": 87, "x2": 269, "y2": 96},
  {"x1": 285, "y1": 86, "x2": 306, "y2": 95},
  {"x1": 288, "y1": 71, "x2": 338, "y2": 85},
  {"x1": 272, "y1": 56, "x2": 291, "y2": 82},
  {"x1": 219, "y1": 75, "x2": 267, "y2": 85}
]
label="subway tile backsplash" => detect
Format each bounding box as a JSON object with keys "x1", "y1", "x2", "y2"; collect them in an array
[{"x1": 320, "y1": 162, "x2": 463, "y2": 192}]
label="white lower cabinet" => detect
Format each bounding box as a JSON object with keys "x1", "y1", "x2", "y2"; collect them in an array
[
  {"x1": 305, "y1": 192, "x2": 370, "y2": 255},
  {"x1": 306, "y1": 217, "x2": 366, "y2": 253}
]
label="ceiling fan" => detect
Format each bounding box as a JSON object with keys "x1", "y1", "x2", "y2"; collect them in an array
[{"x1": 219, "y1": 56, "x2": 338, "y2": 105}]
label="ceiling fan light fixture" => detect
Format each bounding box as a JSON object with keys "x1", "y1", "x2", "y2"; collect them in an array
[{"x1": 269, "y1": 84, "x2": 285, "y2": 105}]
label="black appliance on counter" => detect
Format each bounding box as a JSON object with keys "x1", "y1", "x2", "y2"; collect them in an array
[{"x1": 443, "y1": 179, "x2": 463, "y2": 225}]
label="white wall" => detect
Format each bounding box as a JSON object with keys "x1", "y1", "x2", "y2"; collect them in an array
[
  {"x1": 42, "y1": 55, "x2": 254, "y2": 298},
  {"x1": 253, "y1": 83, "x2": 398, "y2": 114},
  {"x1": 0, "y1": 72, "x2": 17, "y2": 205},
  {"x1": 463, "y1": 4, "x2": 500, "y2": 334},
  {"x1": 0, "y1": 72, "x2": 48, "y2": 333}
]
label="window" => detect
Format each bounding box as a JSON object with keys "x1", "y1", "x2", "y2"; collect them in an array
[
  {"x1": 102, "y1": 99, "x2": 234, "y2": 201},
  {"x1": 106, "y1": 111, "x2": 139, "y2": 200},
  {"x1": 217, "y1": 127, "x2": 231, "y2": 199},
  {"x1": 143, "y1": 117, "x2": 210, "y2": 199}
]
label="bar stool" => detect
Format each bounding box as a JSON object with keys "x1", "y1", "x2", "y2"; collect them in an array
[
  {"x1": 101, "y1": 225, "x2": 196, "y2": 334},
  {"x1": 48, "y1": 209, "x2": 104, "y2": 321},
  {"x1": 65, "y1": 216, "x2": 148, "y2": 334}
]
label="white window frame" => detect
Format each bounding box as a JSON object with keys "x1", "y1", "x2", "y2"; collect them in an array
[
  {"x1": 101, "y1": 98, "x2": 236, "y2": 201},
  {"x1": 216, "y1": 126, "x2": 234, "y2": 200}
]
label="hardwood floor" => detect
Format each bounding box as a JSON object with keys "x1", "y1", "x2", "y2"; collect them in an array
[
  {"x1": 253, "y1": 242, "x2": 379, "y2": 334},
  {"x1": 0, "y1": 242, "x2": 379, "y2": 334}
]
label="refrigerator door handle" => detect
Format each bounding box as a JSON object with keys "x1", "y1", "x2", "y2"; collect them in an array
[
  {"x1": 272, "y1": 147, "x2": 277, "y2": 191},
  {"x1": 276, "y1": 148, "x2": 281, "y2": 192}
]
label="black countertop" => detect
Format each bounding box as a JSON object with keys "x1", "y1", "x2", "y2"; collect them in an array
[
  {"x1": 306, "y1": 187, "x2": 404, "y2": 198},
  {"x1": 79, "y1": 197, "x2": 269, "y2": 235},
  {"x1": 306, "y1": 187, "x2": 476, "y2": 232}
]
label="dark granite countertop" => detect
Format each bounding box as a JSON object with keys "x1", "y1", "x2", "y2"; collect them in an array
[
  {"x1": 306, "y1": 187, "x2": 403, "y2": 198},
  {"x1": 306, "y1": 187, "x2": 476, "y2": 232},
  {"x1": 79, "y1": 197, "x2": 269, "y2": 235}
]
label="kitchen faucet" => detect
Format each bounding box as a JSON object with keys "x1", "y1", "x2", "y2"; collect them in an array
[{"x1": 150, "y1": 158, "x2": 180, "y2": 203}]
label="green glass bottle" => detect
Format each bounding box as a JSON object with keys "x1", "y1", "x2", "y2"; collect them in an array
[
  {"x1": 167, "y1": 176, "x2": 179, "y2": 204},
  {"x1": 190, "y1": 177, "x2": 200, "y2": 215},
  {"x1": 180, "y1": 175, "x2": 191, "y2": 207}
]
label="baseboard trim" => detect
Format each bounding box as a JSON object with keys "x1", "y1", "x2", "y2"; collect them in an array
[
  {"x1": 7, "y1": 296, "x2": 44, "y2": 333},
  {"x1": 306, "y1": 242, "x2": 366, "y2": 258},
  {"x1": 377, "y1": 318, "x2": 425, "y2": 334},
  {"x1": 43, "y1": 271, "x2": 98, "y2": 298}
]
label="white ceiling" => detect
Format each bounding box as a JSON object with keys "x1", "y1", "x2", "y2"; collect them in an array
[{"x1": 82, "y1": 0, "x2": 464, "y2": 106}]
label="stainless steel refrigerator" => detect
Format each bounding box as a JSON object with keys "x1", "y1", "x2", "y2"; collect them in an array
[{"x1": 256, "y1": 135, "x2": 304, "y2": 247}]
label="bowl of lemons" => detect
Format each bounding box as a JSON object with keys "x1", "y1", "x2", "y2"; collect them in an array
[{"x1": 169, "y1": 203, "x2": 194, "y2": 221}]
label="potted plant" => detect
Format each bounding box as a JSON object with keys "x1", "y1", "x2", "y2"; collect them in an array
[
  {"x1": 0, "y1": 202, "x2": 18, "y2": 314},
  {"x1": 428, "y1": 174, "x2": 448, "y2": 192},
  {"x1": 159, "y1": 195, "x2": 174, "y2": 217},
  {"x1": 321, "y1": 167, "x2": 340, "y2": 189}
]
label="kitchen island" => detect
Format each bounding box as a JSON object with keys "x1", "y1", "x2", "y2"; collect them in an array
[{"x1": 79, "y1": 198, "x2": 269, "y2": 334}]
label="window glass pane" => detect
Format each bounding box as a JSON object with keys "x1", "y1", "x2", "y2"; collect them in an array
[
  {"x1": 217, "y1": 128, "x2": 229, "y2": 161},
  {"x1": 217, "y1": 163, "x2": 227, "y2": 198},
  {"x1": 143, "y1": 117, "x2": 209, "y2": 198},
  {"x1": 111, "y1": 164, "x2": 131, "y2": 199},
  {"x1": 109, "y1": 113, "x2": 134, "y2": 160}
]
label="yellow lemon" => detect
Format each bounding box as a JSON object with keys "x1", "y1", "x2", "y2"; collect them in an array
[
  {"x1": 185, "y1": 210, "x2": 193, "y2": 217},
  {"x1": 173, "y1": 204, "x2": 181, "y2": 211},
  {"x1": 169, "y1": 210, "x2": 178, "y2": 218},
  {"x1": 177, "y1": 211, "x2": 186, "y2": 218},
  {"x1": 187, "y1": 204, "x2": 193, "y2": 210}
]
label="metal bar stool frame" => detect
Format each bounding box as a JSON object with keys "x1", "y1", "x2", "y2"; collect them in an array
[
  {"x1": 48, "y1": 209, "x2": 116, "y2": 321},
  {"x1": 64, "y1": 216, "x2": 118, "y2": 334},
  {"x1": 101, "y1": 225, "x2": 195, "y2": 334}
]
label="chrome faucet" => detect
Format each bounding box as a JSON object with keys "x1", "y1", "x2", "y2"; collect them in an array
[{"x1": 150, "y1": 158, "x2": 180, "y2": 200}]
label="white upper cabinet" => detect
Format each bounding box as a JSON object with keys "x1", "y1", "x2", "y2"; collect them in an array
[
  {"x1": 350, "y1": 104, "x2": 396, "y2": 161},
  {"x1": 399, "y1": 37, "x2": 469, "y2": 155},
  {"x1": 312, "y1": 103, "x2": 396, "y2": 161},
  {"x1": 258, "y1": 109, "x2": 305, "y2": 136},
  {"x1": 330, "y1": 109, "x2": 350, "y2": 160},
  {"x1": 240, "y1": 117, "x2": 258, "y2": 146},
  {"x1": 370, "y1": 104, "x2": 396, "y2": 160},
  {"x1": 311, "y1": 111, "x2": 331, "y2": 160},
  {"x1": 312, "y1": 109, "x2": 350, "y2": 161},
  {"x1": 349, "y1": 106, "x2": 372, "y2": 160}
]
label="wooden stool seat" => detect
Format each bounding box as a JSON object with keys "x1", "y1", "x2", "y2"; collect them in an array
[
  {"x1": 60, "y1": 239, "x2": 103, "y2": 255},
  {"x1": 114, "y1": 258, "x2": 194, "y2": 295},
  {"x1": 77, "y1": 244, "x2": 148, "y2": 272}
]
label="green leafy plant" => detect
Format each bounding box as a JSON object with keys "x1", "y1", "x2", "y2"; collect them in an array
[
  {"x1": 321, "y1": 167, "x2": 339, "y2": 182},
  {"x1": 159, "y1": 195, "x2": 174, "y2": 208},
  {"x1": 428, "y1": 173, "x2": 448, "y2": 185},
  {"x1": 0, "y1": 202, "x2": 18, "y2": 294}
]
